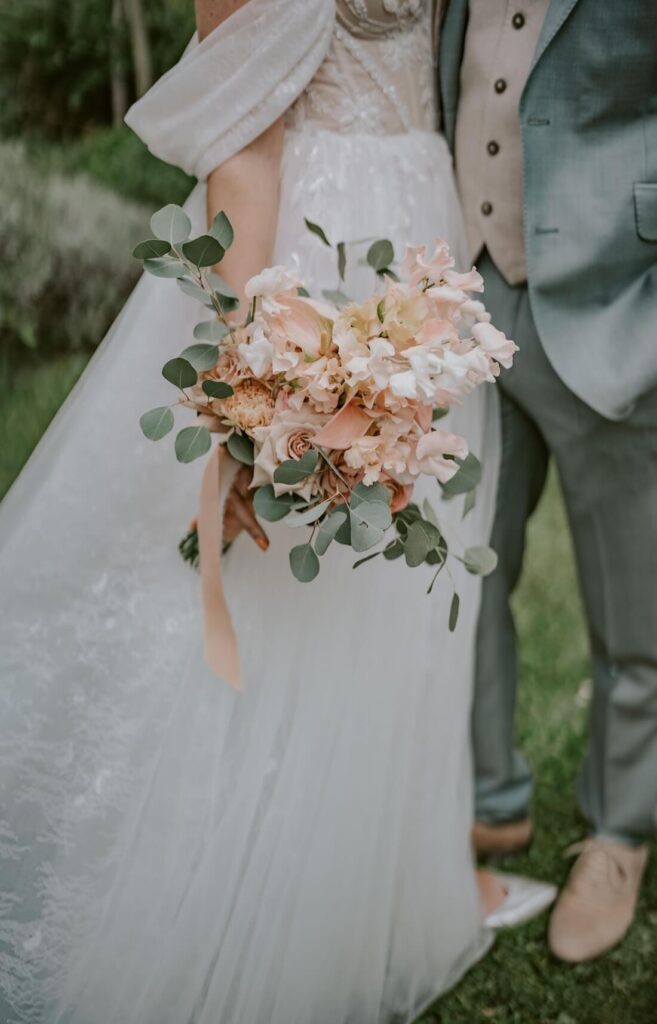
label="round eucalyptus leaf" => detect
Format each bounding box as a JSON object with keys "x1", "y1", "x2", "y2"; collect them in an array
[
  {"x1": 180, "y1": 343, "x2": 219, "y2": 371},
  {"x1": 174, "y1": 425, "x2": 212, "y2": 464},
  {"x1": 289, "y1": 543, "x2": 320, "y2": 583},
  {"x1": 226, "y1": 432, "x2": 254, "y2": 466},
  {"x1": 284, "y1": 498, "x2": 332, "y2": 527},
  {"x1": 315, "y1": 507, "x2": 348, "y2": 555},
  {"x1": 139, "y1": 406, "x2": 174, "y2": 441},
  {"x1": 253, "y1": 485, "x2": 295, "y2": 522},
  {"x1": 182, "y1": 234, "x2": 225, "y2": 268},
  {"x1": 351, "y1": 481, "x2": 391, "y2": 508},
  {"x1": 207, "y1": 272, "x2": 238, "y2": 300},
  {"x1": 367, "y1": 239, "x2": 394, "y2": 273},
  {"x1": 202, "y1": 380, "x2": 234, "y2": 399},
  {"x1": 322, "y1": 288, "x2": 350, "y2": 308},
  {"x1": 383, "y1": 539, "x2": 404, "y2": 560},
  {"x1": 150, "y1": 204, "x2": 192, "y2": 245},
  {"x1": 162, "y1": 357, "x2": 197, "y2": 390},
  {"x1": 440, "y1": 453, "x2": 482, "y2": 497},
  {"x1": 143, "y1": 258, "x2": 187, "y2": 279},
  {"x1": 133, "y1": 238, "x2": 172, "y2": 260},
  {"x1": 177, "y1": 277, "x2": 215, "y2": 307},
  {"x1": 148, "y1": 203, "x2": 189, "y2": 243},
  {"x1": 273, "y1": 450, "x2": 318, "y2": 485},
  {"x1": 404, "y1": 519, "x2": 443, "y2": 568},
  {"x1": 463, "y1": 545, "x2": 498, "y2": 577},
  {"x1": 193, "y1": 319, "x2": 229, "y2": 341},
  {"x1": 349, "y1": 499, "x2": 392, "y2": 532},
  {"x1": 209, "y1": 211, "x2": 234, "y2": 250}
]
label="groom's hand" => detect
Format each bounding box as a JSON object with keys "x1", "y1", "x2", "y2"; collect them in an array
[{"x1": 223, "y1": 466, "x2": 269, "y2": 550}]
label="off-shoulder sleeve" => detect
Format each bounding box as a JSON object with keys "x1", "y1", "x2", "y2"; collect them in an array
[{"x1": 125, "y1": 0, "x2": 335, "y2": 181}]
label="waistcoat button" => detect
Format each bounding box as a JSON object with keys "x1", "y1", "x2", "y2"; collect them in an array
[
  {"x1": 494, "y1": 78, "x2": 507, "y2": 94},
  {"x1": 512, "y1": 12, "x2": 526, "y2": 29}
]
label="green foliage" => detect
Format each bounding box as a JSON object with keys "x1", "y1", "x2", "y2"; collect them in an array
[
  {"x1": 0, "y1": 141, "x2": 148, "y2": 370},
  {"x1": 28, "y1": 127, "x2": 193, "y2": 207},
  {"x1": 0, "y1": 0, "x2": 194, "y2": 138}
]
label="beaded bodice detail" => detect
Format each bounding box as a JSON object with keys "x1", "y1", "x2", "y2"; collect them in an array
[{"x1": 287, "y1": 0, "x2": 435, "y2": 135}]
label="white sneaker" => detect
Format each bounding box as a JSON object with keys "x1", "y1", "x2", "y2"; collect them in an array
[{"x1": 484, "y1": 872, "x2": 557, "y2": 930}]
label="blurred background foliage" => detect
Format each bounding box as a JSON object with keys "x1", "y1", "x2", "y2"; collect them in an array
[{"x1": 0, "y1": 0, "x2": 193, "y2": 378}]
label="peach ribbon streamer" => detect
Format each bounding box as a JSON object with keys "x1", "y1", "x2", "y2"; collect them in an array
[{"x1": 198, "y1": 445, "x2": 242, "y2": 689}]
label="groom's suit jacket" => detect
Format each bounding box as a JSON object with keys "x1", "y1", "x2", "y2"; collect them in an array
[{"x1": 438, "y1": 0, "x2": 657, "y2": 419}]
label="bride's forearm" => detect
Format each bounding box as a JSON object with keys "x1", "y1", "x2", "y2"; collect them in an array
[{"x1": 205, "y1": 120, "x2": 285, "y2": 310}]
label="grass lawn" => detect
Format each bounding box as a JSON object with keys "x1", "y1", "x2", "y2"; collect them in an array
[{"x1": 1, "y1": 357, "x2": 655, "y2": 1023}]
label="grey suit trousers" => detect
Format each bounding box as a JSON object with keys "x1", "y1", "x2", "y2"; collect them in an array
[{"x1": 474, "y1": 250, "x2": 657, "y2": 844}]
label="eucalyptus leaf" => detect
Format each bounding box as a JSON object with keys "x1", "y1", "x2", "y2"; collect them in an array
[
  {"x1": 139, "y1": 406, "x2": 174, "y2": 441},
  {"x1": 304, "y1": 217, "x2": 331, "y2": 247},
  {"x1": 284, "y1": 498, "x2": 332, "y2": 527},
  {"x1": 440, "y1": 453, "x2": 482, "y2": 497},
  {"x1": 322, "y1": 288, "x2": 351, "y2": 308},
  {"x1": 383, "y1": 539, "x2": 404, "y2": 560},
  {"x1": 182, "y1": 234, "x2": 225, "y2": 268},
  {"x1": 143, "y1": 258, "x2": 187, "y2": 279},
  {"x1": 349, "y1": 499, "x2": 392, "y2": 531},
  {"x1": 209, "y1": 210, "x2": 234, "y2": 250},
  {"x1": 162, "y1": 357, "x2": 197, "y2": 390},
  {"x1": 422, "y1": 499, "x2": 440, "y2": 530},
  {"x1": 448, "y1": 592, "x2": 460, "y2": 632},
  {"x1": 193, "y1": 319, "x2": 230, "y2": 341},
  {"x1": 273, "y1": 450, "x2": 318, "y2": 485},
  {"x1": 174, "y1": 425, "x2": 211, "y2": 463},
  {"x1": 226, "y1": 432, "x2": 254, "y2": 466},
  {"x1": 202, "y1": 380, "x2": 234, "y2": 399},
  {"x1": 315, "y1": 507, "x2": 348, "y2": 555},
  {"x1": 150, "y1": 204, "x2": 191, "y2": 245},
  {"x1": 353, "y1": 551, "x2": 382, "y2": 570},
  {"x1": 297, "y1": 286, "x2": 311, "y2": 298},
  {"x1": 180, "y1": 343, "x2": 219, "y2": 371},
  {"x1": 349, "y1": 501, "x2": 390, "y2": 552},
  {"x1": 289, "y1": 543, "x2": 320, "y2": 583},
  {"x1": 337, "y1": 241, "x2": 347, "y2": 281},
  {"x1": 367, "y1": 239, "x2": 394, "y2": 273},
  {"x1": 463, "y1": 489, "x2": 477, "y2": 518},
  {"x1": 351, "y1": 481, "x2": 391, "y2": 508},
  {"x1": 463, "y1": 545, "x2": 498, "y2": 577},
  {"x1": 253, "y1": 485, "x2": 296, "y2": 523},
  {"x1": 404, "y1": 519, "x2": 443, "y2": 568},
  {"x1": 207, "y1": 272, "x2": 238, "y2": 300},
  {"x1": 432, "y1": 406, "x2": 449, "y2": 421},
  {"x1": 177, "y1": 277, "x2": 214, "y2": 307},
  {"x1": 334, "y1": 512, "x2": 352, "y2": 546},
  {"x1": 133, "y1": 238, "x2": 171, "y2": 260}
]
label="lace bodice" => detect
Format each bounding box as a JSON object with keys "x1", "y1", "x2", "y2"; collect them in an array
[{"x1": 287, "y1": 0, "x2": 435, "y2": 135}]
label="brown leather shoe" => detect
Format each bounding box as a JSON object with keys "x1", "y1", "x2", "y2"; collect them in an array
[
  {"x1": 548, "y1": 838, "x2": 648, "y2": 962},
  {"x1": 472, "y1": 818, "x2": 533, "y2": 860}
]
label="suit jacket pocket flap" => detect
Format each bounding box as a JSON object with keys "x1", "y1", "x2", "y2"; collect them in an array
[{"x1": 634, "y1": 183, "x2": 657, "y2": 241}]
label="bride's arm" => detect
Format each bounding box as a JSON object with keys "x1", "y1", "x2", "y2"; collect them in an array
[
  {"x1": 197, "y1": 0, "x2": 284, "y2": 315},
  {"x1": 195, "y1": 0, "x2": 284, "y2": 547}
]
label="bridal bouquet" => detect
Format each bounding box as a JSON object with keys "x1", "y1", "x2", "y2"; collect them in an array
[{"x1": 136, "y1": 204, "x2": 516, "y2": 631}]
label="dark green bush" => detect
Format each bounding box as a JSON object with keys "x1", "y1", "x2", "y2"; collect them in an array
[
  {"x1": 29, "y1": 127, "x2": 194, "y2": 208},
  {"x1": 0, "y1": 0, "x2": 194, "y2": 138}
]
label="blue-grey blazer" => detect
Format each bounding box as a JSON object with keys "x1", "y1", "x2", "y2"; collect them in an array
[{"x1": 439, "y1": 0, "x2": 657, "y2": 419}]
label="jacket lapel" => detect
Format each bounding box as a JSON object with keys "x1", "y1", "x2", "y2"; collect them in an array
[
  {"x1": 529, "y1": 0, "x2": 581, "y2": 75},
  {"x1": 437, "y1": 0, "x2": 469, "y2": 148}
]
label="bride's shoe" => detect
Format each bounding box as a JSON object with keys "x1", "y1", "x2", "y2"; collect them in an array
[{"x1": 483, "y1": 872, "x2": 558, "y2": 930}]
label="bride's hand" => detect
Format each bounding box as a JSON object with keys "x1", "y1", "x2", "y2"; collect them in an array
[{"x1": 223, "y1": 465, "x2": 269, "y2": 550}]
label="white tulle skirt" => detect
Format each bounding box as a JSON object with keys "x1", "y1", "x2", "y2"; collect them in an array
[{"x1": 0, "y1": 129, "x2": 499, "y2": 1023}]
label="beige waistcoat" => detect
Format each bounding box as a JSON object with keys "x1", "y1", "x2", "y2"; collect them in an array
[{"x1": 454, "y1": 0, "x2": 549, "y2": 284}]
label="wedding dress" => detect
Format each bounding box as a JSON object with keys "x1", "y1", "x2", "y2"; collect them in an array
[{"x1": 0, "y1": 2, "x2": 501, "y2": 1021}]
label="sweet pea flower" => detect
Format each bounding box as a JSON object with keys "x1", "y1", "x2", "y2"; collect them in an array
[
  {"x1": 407, "y1": 429, "x2": 469, "y2": 483},
  {"x1": 239, "y1": 325, "x2": 273, "y2": 377},
  {"x1": 443, "y1": 267, "x2": 484, "y2": 293},
  {"x1": 245, "y1": 266, "x2": 302, "y2": 313},
  {"x1": 472, "y1": 322, "x2": 519, "y2": 369}
]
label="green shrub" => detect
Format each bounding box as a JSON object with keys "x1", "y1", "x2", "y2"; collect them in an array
[
  {"x1": 0, "y1": 141, "x2": 149, "y2": 370},
  {"x1": 29, "y1": 127, "x2": 194, "y2": 208},
  {"x1": 0, "y1": 0, "x2": 194, "y2": 138}
]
